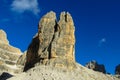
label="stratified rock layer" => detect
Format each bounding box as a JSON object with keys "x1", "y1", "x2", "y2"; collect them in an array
[
  {"x1": 17, "y1": 51, "x2": 27, "y2": 67},
  {"x1": 85, "y1": 60, "x2": 106, "y2": 73},
  {"x1": 0, "y1": 30, "x2": 21, "y2": 54},
  {"x1": 24, "y1": 11, "x2": 76, "y2": 71},
  {"x1": 0, "y1": 29, "x2": 22, "y2": 75}
]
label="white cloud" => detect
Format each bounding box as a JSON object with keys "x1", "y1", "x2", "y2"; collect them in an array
[
  {"x1": 11, "y1": 0, "x2": 40, "y2": 15},
  {"x1": 98, "y1": 38, "x2": 106, "y2": 47},
  {"x1": 100, "y1": 38, "x2": 106, "y2": 43}
]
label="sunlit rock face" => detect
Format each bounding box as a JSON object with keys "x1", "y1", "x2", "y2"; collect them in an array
[
  {"x1": 24, "y1": 11, "x2": 76, "y2": 71},
  {"x1": 0, "y1": 30, "x2": 21, "y2": 54},
  {"x1": 0, "y1": 29, "x2": 22, "y2": 75}
]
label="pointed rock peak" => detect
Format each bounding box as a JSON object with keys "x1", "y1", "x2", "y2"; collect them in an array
[
  {"x1": 59, "y1": 12, "x2": 74, "y2": 25},
  {"x1": 41, "y1": 11, "x2": 56, "y2": 19},
  {"x1": 0, "y1": 29, "x2": 9, "y2": 44},
  {"x1": 59, "y1": 11, "x2": 66, "y2": 21}
]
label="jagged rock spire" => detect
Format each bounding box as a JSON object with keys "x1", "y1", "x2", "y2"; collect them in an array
[{"x1": 24, "y1": 11, "x2": 76, "y2": 71}]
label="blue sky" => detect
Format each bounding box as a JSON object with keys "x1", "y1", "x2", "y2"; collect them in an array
[{"x1": 0, "y1": 0, "x2": 120, "y2": 74}]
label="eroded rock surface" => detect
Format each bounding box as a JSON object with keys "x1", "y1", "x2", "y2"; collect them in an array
[
  {"x1": 24, "y1": 11, "x2": 76, "y2": 71},
  {"x1": 17, "y1": 51, "x2": 27, "y2": 67},
  {"x1": 0, "y1": 30, "x2": 21, "y2": 54},
  {"x1": 0, "y1": 29, "x2": 22, "y2": 75}
]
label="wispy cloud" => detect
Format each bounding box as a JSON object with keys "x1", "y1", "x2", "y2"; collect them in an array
[
  {"x1": 98, "y1": 38, "x2": 106, "y2": 47},
  {"x1": 11, "y1": 0, "x2": 40, "y2": 15}
]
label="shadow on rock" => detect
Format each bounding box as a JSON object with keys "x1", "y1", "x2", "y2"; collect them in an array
[{"x1": 0, "y1": 72, "x2": 13, "y2": 80}]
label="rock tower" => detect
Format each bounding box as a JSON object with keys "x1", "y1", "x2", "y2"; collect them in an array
[{"x1": 24, "y1": 11, "x2": 76, "y2": 71}]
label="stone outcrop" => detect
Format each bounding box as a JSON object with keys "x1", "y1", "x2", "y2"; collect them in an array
[
  {"x1": 24, "y1": 11, "x2": 76, "y2": 71},
  {"x1": 85, "y1": 60, "x2": 106, "y2": 73},
  {"x1": 0, "y1": 29, "x2": 22, "y2": 75},
  {"x1": 115, "y1": 64, "x2": 120, "y2": 75},
  {"x1": 115, "y1": 64, "x2": 120, "y2": 78}
]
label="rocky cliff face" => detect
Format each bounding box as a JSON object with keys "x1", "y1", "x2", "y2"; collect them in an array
[
  {"x1": 0, "y1": 30, "x2": 21, "y2": 54},
  {"x1": 0, "y1": 30, "x2": 22, "y2": 76},
  {"x1": 24, "y1": 11, "x2": 76, "y2": 71}
]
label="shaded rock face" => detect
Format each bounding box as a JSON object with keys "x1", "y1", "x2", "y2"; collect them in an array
[
  {"x1": 24, "y1": 11, "x2": 76, "y2": 71},
  {"x1": 0, "y1": 29, "x2": 22, "y2": 74},
  {"x1": 85, "y1": 60, "x2": 106, "y2": 73},
  {"x1": 0, "y1": 72, "x2": 13, "y2": 80},
  {"x1": 115, "y1": 64, "x2": 120, "y2": 75}
]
